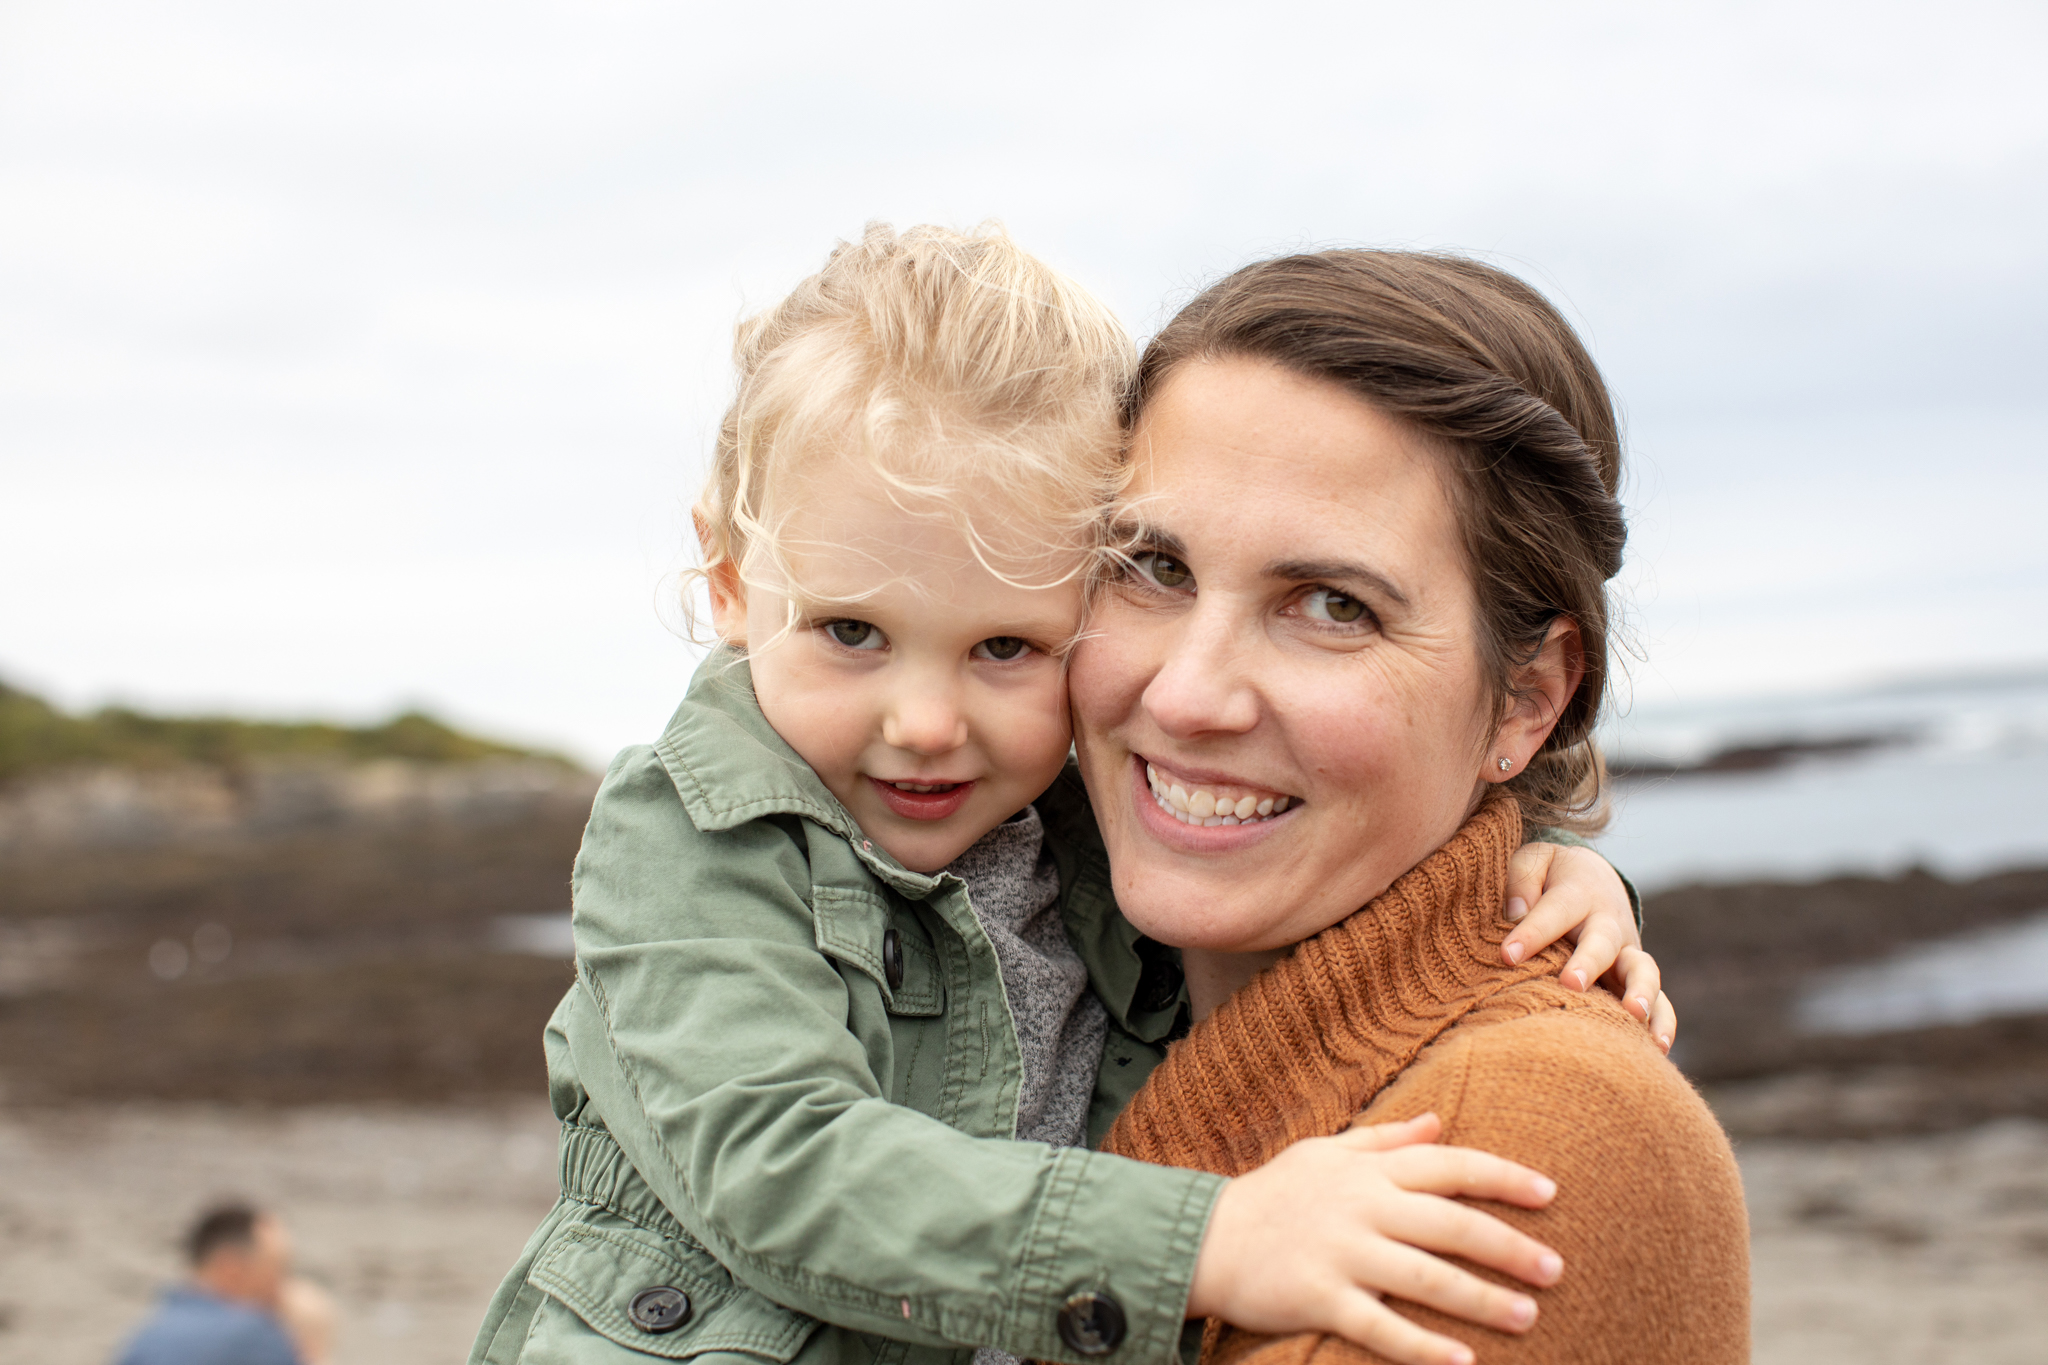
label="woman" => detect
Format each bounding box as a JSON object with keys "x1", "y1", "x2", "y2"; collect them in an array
[{"x1": 1071, "y1": 252, "x2": 1749, "y2": 1365}]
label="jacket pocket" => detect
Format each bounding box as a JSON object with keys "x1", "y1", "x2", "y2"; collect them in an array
[
  {"x1": 812, "y1": 887, "x2": 945, "y2": 1018},
  {"x1": 526, "y1": 1213, "x2": 819, "y2": 1361}
]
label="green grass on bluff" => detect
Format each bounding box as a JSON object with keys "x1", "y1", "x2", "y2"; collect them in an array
[{"x1": 0, "y1": 680, "x2": 570, "y2": 782}]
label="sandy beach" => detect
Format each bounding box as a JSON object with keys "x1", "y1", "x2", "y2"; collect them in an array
[
  {"x1": 5, "y1": 790, "x2": 2046, "y2": 1361},
  {"x1": 0, "y1": 1102, "x2": 561, "y2": 1364},
  {"x1": 3, "y1": 1100, "x2": 2043, "y2": 1365}
]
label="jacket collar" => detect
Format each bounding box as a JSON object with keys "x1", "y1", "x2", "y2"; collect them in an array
[
  {"x1": 652, "y1": 649, "x2": 945, "y2": 898},
  {"x1": 654, "y1": 649, "x2": 1186, "y2": 1037}
]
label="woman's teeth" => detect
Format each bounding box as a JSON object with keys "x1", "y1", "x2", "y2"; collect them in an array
[
  {"x1": 890, "y1": 781, "x2": 958, "y2": 793},
  {"x1": 1145, "y1": 763, "x2": 1293, "y2": 827}
]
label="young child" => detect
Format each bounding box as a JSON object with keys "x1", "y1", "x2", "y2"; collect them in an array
[{"x1": 468, "y1": 225, "x2": 1656, "y2": 1365}]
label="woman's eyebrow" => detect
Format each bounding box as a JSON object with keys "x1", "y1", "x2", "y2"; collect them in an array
[{"x1": 1265, "y1": 558, "x2": 1412, "y2": 609}]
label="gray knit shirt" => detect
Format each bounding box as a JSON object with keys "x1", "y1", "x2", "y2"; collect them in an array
[
  {"x1": 944, "y1": 804, "x2": 1109, "y2": 1148},
  {"x1": 947, "y1": 806, "x2": 1109, "y2": 1365}
]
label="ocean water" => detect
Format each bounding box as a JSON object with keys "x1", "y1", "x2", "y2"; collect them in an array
[
  {"x1": 1594, "y1": 672, "x2": 2048, "y2": 892},
  {"x1": 1797, "y1": 910, "x2": 2048, "y2": 1035}
]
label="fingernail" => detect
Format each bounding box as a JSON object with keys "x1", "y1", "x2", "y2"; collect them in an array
[
  {"x1": 1505, "y1": 897, "x2": 1528, "y2": 922},
  {"x1": 1567, "y1": 969, "x2": 1585, "y2": 990},
  {"x1": 1631, "y1": 996, "x2": 1649, "y2": 1018},
  {"x1": 1532, "y1": 1176, "x2": 1557, "y2": 1201},
  {"x1": 1507, "y1": 1297, "x2": 1536, "y2": 1329},
  {"x1": 1657, "y1": 1034, "x2": 1672, "y2": 1052},
  {"x1": 1503, "y1": 941, "x2": 1526, "y2": 965},
  {"x1": 1538, "y1": 1252, "x2": 1563, "y2": 1282},
  {"x1": 1448, "y1": 1348, "x2": 1474, "y2": 1365}
]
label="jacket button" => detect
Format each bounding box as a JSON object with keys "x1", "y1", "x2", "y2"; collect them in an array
[
  {"x1": 1133, "y1": 942, "x2": 1184, "y2": 1014},
  {"x1": 628, "y1": 1286, "x2": 692, "y2": 1334},
  {"x1": 882, "y1": 927, "x2": 905, "y2": 990},
  {"x1": 1056, "y1": 1290, "x2": 1125, "y2": 1356}
]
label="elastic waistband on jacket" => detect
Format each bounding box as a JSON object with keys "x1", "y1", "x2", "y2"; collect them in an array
[{"x1": 557, "y1": 1122, "x2": 689, "y2": 1238}]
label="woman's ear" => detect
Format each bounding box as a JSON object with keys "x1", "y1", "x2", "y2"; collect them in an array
[
  {"x1": 694, "y1": 513, "x2": 747, "y2": 646},
  {"x1": 1486, "y1": 618, "x2": 1585, "y2": 784}
]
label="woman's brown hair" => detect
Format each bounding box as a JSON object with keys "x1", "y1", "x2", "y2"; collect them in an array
[{"x1": 1125, "y1": 251, "x2": 1627, "y2": 831}]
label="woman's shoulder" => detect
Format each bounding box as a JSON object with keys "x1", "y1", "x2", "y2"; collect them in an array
[
  {"x1": 1323, "y1": 991, "x2": 1752, "y2": 1363},
  {"x1": 1388, "y1": 987, "x2": 1736, "y2": 1176},
  {"x1": 1203, "y1": 1000, "x2": 1752, "y2": 1365}
]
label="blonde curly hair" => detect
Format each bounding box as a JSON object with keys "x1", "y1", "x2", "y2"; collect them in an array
[{"x1": 691, "y1": 222, "x2": 1133, "y2": 637}]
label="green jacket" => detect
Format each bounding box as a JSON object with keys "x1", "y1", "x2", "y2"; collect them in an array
[{"x1": 469, "y1": 655, "x2": 1222, "y2": 1365}]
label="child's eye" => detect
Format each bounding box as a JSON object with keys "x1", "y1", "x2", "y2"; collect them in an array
[
  {"x1": 824, "y1": 619, "x2": 886, "y2": 650},
  {"x1": 1298, "y1": 587, "x2": 1371, "y2": 626},
  {"x1": 1133, "y1": 551, "x2": 1193, "y2": 591},
  {"x1": 972, "y1": 636, "x2": 1032, "y2": 662}
]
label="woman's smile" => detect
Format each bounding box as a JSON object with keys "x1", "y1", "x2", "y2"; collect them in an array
[
  {"x1": 1128, "y1": 755, "x2": 1298, "y2": 854},
  {"x1": 1141, "y1": 757, "x2": 1298, "y2": 826}
]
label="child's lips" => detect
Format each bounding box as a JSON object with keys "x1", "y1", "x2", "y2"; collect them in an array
[{"x1": 869, "y1": 777, "x2": 977, "y2": 822}]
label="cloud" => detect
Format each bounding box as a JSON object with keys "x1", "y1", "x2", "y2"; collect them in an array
[{"x1": 2, "y1": 0, "x2": 2043, "y2": 759}]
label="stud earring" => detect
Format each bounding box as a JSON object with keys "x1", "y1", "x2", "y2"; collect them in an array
[{"x1": 1497, "y1": 757, "x2": 1513, "y2": 772}]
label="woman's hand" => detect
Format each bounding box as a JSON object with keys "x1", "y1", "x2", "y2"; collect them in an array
[
  {"x1": 1186, "y1": 1113, "x2": 1563, "y2": 1365},
  {"x1": 1501, "y1": 842, "x2": 1676, "y2": 1052}
]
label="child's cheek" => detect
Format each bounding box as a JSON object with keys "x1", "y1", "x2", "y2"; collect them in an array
[
  {"x1": 1004, "y1": 669, "x2": 1074, "y2": 784},
  {"x1": 751, "y1": 647, "x2": 861, "y2": 780}
]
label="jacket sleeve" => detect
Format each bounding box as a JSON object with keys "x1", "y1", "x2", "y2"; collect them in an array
[
  {"x1": 1523, "y1": 825, "x2": 1642, "y2": 930},
  {"x1": 562, "y1": 746, "x2": 1224, "y2": 1365}
]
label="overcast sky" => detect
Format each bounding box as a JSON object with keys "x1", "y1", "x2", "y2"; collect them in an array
[{"x1": 4, "y1": 0, "x2": 2044, "y2": 764}]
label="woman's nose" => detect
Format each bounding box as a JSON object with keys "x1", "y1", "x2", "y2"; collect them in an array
[
  {"x1": 1141, "y1": 605, "x2": 1260, "y2": 739},
  {"x1": 881, "y1": 679, "x2": 970, "y2": 755}
]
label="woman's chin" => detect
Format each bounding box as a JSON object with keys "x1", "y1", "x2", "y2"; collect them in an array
[
  {"x1": 1102, "y1": 760, "x2": 1294, "y2": 950},
  {"x1": 1125, "y1": 913, "x2": 1285, "y2": 954}
]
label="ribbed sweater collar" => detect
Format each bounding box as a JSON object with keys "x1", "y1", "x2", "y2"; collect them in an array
[{"x1": 1103, "y1": 797, "x2": 1568, "y2": 1175}]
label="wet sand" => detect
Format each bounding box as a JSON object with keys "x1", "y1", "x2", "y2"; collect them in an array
[
  {"x1": 3, "y1": 1100, "x2": 2044, "y2": 1365},
  {"x1": 1740, "y1": 1119, "x2": 2048, "y2": 1364}
]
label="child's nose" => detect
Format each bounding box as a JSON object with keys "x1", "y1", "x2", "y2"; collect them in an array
[{"x1": 882, "y1": 689, "x2": 969, "y2": 755}]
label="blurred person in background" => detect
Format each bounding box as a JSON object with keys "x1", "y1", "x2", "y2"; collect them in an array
[{"x1": 112, "y1": 1201, "x2": 328, "y2": 1365}]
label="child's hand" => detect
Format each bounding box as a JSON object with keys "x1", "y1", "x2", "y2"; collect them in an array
[
  {"x1": 1502, "y1": 842, "x2": 1677, "y2": 1054},
  {"x1": 1186, "y1": 1113, "x2": 1562, "y2": 1365}
]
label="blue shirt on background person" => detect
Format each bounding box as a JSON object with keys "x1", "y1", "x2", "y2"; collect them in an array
[
  {"x1": 113, "y1": 1285, "x2": 300, "y2": 1365},
  {"x1": 112, "y1": 1202, "x2": 308, "y2": 1365}
]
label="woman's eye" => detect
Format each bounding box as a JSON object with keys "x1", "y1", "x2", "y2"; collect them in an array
[
  {"x1": 1135, "y1": 551, "x2": 1193, "y2": 590},
  {"x1": 824, "y1": 619, "x2": 885, "y2": 650},
  {"x1": 972, "y1": 636, "x2": 1031, "y2": 662},
  {"x1": 1300, "y1": 588, "x2": 1369, "y2": 625}
]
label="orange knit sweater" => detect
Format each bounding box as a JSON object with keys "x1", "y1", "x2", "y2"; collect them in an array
[{"x1": 1103, "y1": 799, "x2": 1749, "y2": 1365}]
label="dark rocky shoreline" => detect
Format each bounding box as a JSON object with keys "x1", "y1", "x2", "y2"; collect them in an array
[
  {"x1": 0, "y1": 807, "x2": 582, "y2": 1105},
  {"x1": 3, "y1": 790, "x2": 2044, "y2": 1134},
  {"x1": 1654, "y1": 865, "x2": 2048, "y2": 1136}
]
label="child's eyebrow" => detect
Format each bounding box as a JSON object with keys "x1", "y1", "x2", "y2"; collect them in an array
[{"x1": 785, "y1": 596, "x2": 871, "y2": 619}]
